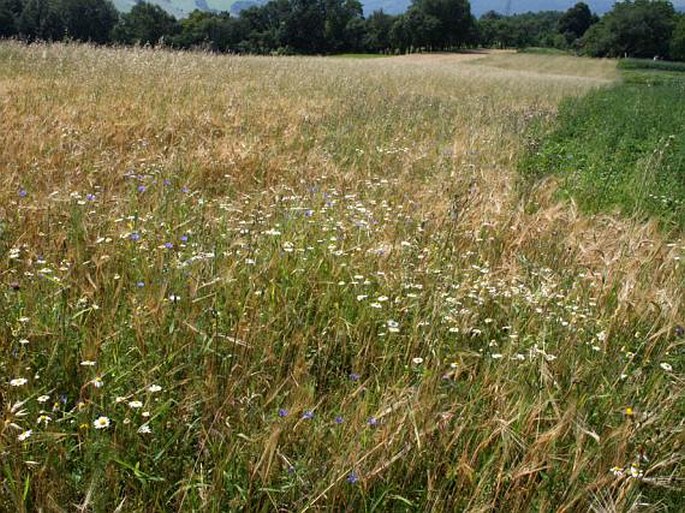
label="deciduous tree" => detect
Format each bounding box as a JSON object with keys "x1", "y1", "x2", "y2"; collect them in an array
[
  {"x1": 580, "y1": 0, "x2": 677, "y2": 58},
  {"x1": 112, "y1": 2, "x2": 179, "y2": 46},
  {"x1": 558, "y1": 2, "x2": 594, "y2": 45},
  {"x1": 61, "y1": 0, "x2": 117, "y2": 43},
  {"x1": 670, "y1": 15, "x2": 685, "y2": 60}
]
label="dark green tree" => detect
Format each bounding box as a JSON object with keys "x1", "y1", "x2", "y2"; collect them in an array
[
  {"x1": 408, "y1": 0, "x2": 474, "y2": 49},
  {"x1": 239, "y1": 0, "x2": 290, "y2": 52},
  {"x1": 389, "y1": 14, "x2": 410, "y2": 52},
  {"x1": 670, "y1": 15, "x2": 685, "y2": 61},
  {"x1": 477, "y1": 10, "x2": 565, "y2": 49},
  {"x1": 17, "y1": 0, "x2": 64, "y2": 40},
  {"x1": 388, "y1": 9, "x2": 441, "y2": 51},
  {"x1": 0, "y1": 0, "x2": 24, "y2": 36},
  {"x1": 476, "y1": 10, "x2": 503, "y2": 48},
  {"x1": 580, "y1": 0, "x2": 677, "y2": 58},
  {"x1": 363, "y1": 10, "x2": 395, "y2": 52},
  {"x1": 174, "y1": 10, "x2": 248, "y2": 51},
  {"x1": 60, "y1": 0, "x2": 117, "y2": 43},
  {"x1": 281, "y1": 0, "x2": 326, "y2": 53},
  {"x1": 405, "y1": 8, "x2": 441, "y2": 49},
  {"x1": 322, "y1": 0, "x2": 363, "y2": 52},
  {"x1": 112, "y1": 2, "x2": 179, "y2": 45},
  {"x1": 558, "y1": 2, "x2": 594, "y2": 45},
  {"x1": 344, "y1": 14, "x2": 365, "y2": 52}
]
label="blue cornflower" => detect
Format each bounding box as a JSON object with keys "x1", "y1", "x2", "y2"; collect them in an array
[
  {"x1": 86, "y1": 193, "x2": 96, "y2": 201},
  {"x1": 346, "y1": 471, "x2": 359, "y2": 484},
  {"x1": 18, "y1": 189, "x2": 27, "y2": 198}
]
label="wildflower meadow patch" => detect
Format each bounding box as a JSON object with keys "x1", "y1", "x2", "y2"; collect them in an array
[{"x1": 0, "y1": 43, "x2": 683, "y2": 511}]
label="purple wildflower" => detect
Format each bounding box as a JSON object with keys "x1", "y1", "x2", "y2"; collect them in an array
[
  {"x1": 180, "y1": 235, "x2": 189, "y2": 243},
  {"x1": 278, "y1": 408, "x2": 288, "y2": 418},
  {"x1": 130, "y1": 232, "x2": 141, "y2": 241},
  {"x1": 164, "y1": 242, "x2": 174, "y2": 249},
  {"x1": 367, "y1": 417, "x2": 378, "y2": 427},
  {"x1": 137, "y1": 185, "x2": 146, "y2": 193},
  {"x1": 348, "y1": 372, "x2": 360, "y2": 382},
  {"x1": 346, "y1": 471, "x2": 359, "y2": 484},
  {"x1": 334, "y1": 416, "x2": 344, "y2": 425},
  {"x1": 19, "y1": 189, "x2": 27, "y2": 198},
  {"x1": 302, "y1": 410, "x2": 314, "y2": 420}
]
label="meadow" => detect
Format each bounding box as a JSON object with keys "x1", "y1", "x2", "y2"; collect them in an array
[{"x1": 0, "y1": 43, "x2": 683, "y2": 512}]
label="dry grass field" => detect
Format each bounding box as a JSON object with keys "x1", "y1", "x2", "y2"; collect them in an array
[{"x1": 0, "y1": 42, "x2": 682, "y2": 512}]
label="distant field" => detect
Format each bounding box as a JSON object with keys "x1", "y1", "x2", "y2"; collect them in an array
[
  {"x1": 1, "y1": 43, "x2": 683, "y2": 512},
  {"x1": 471, "y1": 52, "x2": 621, "y2": 80}
]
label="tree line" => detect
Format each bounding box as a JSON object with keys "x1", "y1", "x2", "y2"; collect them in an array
[{"x1": 1, "y1": 0, "x2": 684, "y2": 60}]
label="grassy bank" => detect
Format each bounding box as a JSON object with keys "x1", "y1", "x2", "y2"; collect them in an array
[{"x1": 0, "y1": 44, "x2": 683, "y2": 512}]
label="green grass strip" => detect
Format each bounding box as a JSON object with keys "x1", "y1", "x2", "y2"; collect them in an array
[
  {"x1": 520, "y1": 66, "x2": 685, "y2": 229},
  {"x1": 618, "y1": 58, "x2": 685, "y2": 73}
]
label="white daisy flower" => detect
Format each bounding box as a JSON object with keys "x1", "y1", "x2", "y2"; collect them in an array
[{"x1": 93, "y1": 416, "x2": 111, "y2": 429}]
